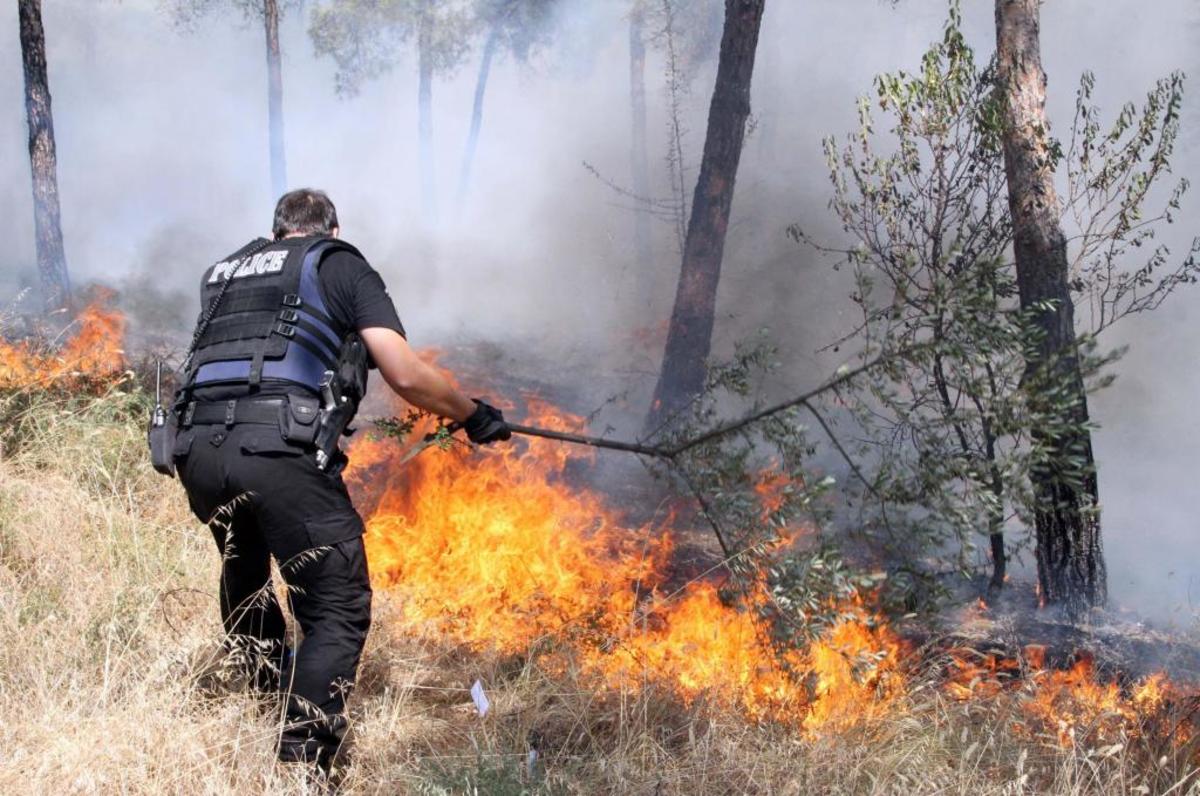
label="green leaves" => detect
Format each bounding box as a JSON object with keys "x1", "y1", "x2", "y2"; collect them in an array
[
  {"x1": 1064, "y1": 69, "x2": 1196, "y2": 333},
  {"x1": 373, "y1": 408, "x2": 429, "y2": 442}
]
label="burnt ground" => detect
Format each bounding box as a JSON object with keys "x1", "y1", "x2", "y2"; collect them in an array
[{"x1": 920, "y1": 578, "x2": 1200, "y2": 686}]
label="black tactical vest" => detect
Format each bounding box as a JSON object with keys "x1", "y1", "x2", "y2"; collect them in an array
[{"x1": 186, "y1": 235, "x2": 361, "y2": 394}]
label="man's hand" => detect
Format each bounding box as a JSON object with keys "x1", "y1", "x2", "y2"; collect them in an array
[{"x1": 463, "y1": 399, "x2": 511, "y2": 445}]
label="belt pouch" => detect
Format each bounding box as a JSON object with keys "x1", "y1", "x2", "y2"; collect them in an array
[{"x1": 280, "y1": 395, "x2": 320, "y2": 446}]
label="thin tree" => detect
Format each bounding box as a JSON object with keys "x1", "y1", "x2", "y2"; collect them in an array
[
  {"x1": 18, "y1": 0, "x2": 70, "y2": 315},
  {"x1": 311, "y1": 0, "x2": 472, "y2": 225},
  {"x1": 629, "y1": 0, "x2": 652, "y2": 272},
  {"x1": 995, "y1": 0, "x2": 1104, "y2": 611},
  {"x1": 168, "y1": 1, "x2": 292, "y2": 197},
  {"x1": 264, "y1": 0, "x2": 287, "y2": 196},
  {"x1": 798, "y1": 1, "x2": 1194, "y2": 598},
  {"x1": 457, "y1": 16, "x2": 499, "y2": 210},
  {"x1": 416, "y1": 0, "x2": 436, "y2": 221},
  {"x1": 456, "y1": 0, "x2": 558, "y2": 210},
  {"x1": 646, "y1": 0, "x2": 766, "y2": 432}
]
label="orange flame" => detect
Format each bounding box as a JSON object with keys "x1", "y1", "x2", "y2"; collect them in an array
[
  {"x1": 943, "y1": 643, "x2": 1191, "y2": 749},
  {"x1": 0, "y1": 291, "x2": 126, "y2": 389},
  {"x1": 945, "y1": 648, "x2": 1020, "y2": 701},
  {"x1": 1021, "y1": 653, "x2": 1186, "y2": 747},
  {"x1": 343, "y1": 355, "x2": 1192, "y2": 745},
  {"x1": 347, "y1": 397, "x2": 904, "y2": 731}
]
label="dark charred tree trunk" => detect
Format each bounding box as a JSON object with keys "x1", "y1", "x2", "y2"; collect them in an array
[
  {"x1": 629, "y1": 3, "x2": 652, "y2": 278},
  {"x1": 18, "y1": 0, "x2": 70, "y2": 315},
  {"x1": 995, "y1": 0, "x2": 1106, "y2": 612},
  {"x1": 456, "y1": 25, "x2": 499, "y2": 211},
  {"x1": 645, "y1": 0, "x2": 765, "y2": 432},
  {"x1": 417, "y1": 1, "x2": 436, "y2": 225},
  {"x1": 264, "y1": 0, "x2": 287, "y2": 198}
]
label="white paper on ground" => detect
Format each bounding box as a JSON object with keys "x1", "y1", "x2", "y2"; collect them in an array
[{"x1": 470, "y1": 679, "x2": 490, "y2": 717}]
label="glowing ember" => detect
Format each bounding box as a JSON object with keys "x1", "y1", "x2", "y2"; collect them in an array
[
  {"x1": 0, "y1": 291, "x2": 126, "y2": 389},
  {"x1": 945, "y1": 648, "x2": 1020, "y2": 701}
]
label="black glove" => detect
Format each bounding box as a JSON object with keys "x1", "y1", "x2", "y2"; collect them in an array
[{"x1": 463, "y1": 399, "x2": 512, "y2": 444}]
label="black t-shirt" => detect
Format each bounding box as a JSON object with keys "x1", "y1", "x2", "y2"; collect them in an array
[
  {"x1": 318, "y1": 250, "x2": 406, "y2": 340},
  {"x1": 190, "y1": 245, "x2": 403, "y2": 401}
]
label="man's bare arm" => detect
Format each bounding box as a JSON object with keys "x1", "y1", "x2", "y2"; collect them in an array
[{"x1": 360, "y1": 327, "x2": 477, "y2": 422}]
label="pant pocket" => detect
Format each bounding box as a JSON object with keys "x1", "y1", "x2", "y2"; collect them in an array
[{"x1": 303, "y1": 510, "x2": 366, "y2": 549}]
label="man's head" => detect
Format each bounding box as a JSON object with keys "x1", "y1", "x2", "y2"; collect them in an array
[{"x1": 272, "y1": 188, "x2": 340, "y2": 240}]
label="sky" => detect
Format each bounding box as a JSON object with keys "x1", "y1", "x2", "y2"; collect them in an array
[{"x1": 0, "y1": 0, "x2": 1197, "y2": 621}]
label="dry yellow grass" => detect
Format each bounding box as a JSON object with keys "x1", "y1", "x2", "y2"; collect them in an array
[{"x1": 0, "y1": 388, "x2": 1196, "y2": 794}]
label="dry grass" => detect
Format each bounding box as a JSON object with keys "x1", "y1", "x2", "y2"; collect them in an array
[{"x1": 0, "y1": 388, "x2": 1196, "y2": 795}]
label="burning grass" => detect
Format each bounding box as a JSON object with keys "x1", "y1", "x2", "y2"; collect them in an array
[
  {"x1": 0, "y1": 289, "x2": 126, "y2": 391},
  {"x1": 348, "y1": 404, "x2": 909, "y2": 733},
  {"x1": 0, "y1": 315, "x2": 1198, "y2": 792}
]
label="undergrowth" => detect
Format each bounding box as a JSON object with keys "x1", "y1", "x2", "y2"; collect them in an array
[{"x1": 0, "y1": 383, "x2": 1196, "y2": 794}]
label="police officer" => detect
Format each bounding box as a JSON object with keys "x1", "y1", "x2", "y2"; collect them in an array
[{"x1": 173, "y1": 188, "x2": 510, "y2": 768}]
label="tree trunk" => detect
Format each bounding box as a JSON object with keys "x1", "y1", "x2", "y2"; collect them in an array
[
  {"x1": 18, "y1": 0, "x2": 70, "y2": 315},
  {"x1": 988, "y1": 464, "x2": 1007, "y2": 593},
  {"x1": 417, "y1": 1, "x2": 436, "y2": 225},
  {"x1": 645, "y1": 0, "x2": 766, "y2": 432},
  {"x1": 995, "y1": 0, "x2": 1106, "y2": 613},
  {"x1": 455, "y1": 25, "x2": 498, "y2": 212},
  {"x1": 629, "y1": 3, "x2": 652, "y2": 280},
  {"x1": 264, "y1": 0, "x2": 287, "y2": 198}
]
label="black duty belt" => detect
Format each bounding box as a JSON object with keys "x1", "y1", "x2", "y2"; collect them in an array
[{"x1": 182, "y1": 398, "x2": 284, "y2": 428}]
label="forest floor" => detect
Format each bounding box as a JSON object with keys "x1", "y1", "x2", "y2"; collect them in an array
[{"x1": 2, "y1": 383, "x2": 1199, "y2": 795}]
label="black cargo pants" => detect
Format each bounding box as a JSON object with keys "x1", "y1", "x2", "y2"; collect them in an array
[{"x1": 175, "y1": 419, "x2": 371, "y2": 763}]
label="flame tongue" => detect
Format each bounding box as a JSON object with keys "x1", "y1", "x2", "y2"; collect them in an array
[
  {"x1": 0, "y1": 291, "x2": 126, "y2": 388},
  {"x1": 348, "y1": 402, "x2": 904, "y2": 730},
  {"x1": 355, "y1": 410, "x2": 670, "y2": 650}
]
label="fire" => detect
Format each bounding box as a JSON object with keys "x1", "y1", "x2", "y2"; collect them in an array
[
  {"x1": 1021, "y1": 653, "x2": 1186, "y2": 747},
  {"x1": 753, "y1": 466, "x2": 795, "y2": 521},
  {"x1": 343, "y1": 356, "x2": 1193, "y2": 745},
  {"x1": 943, "y1": 643, "x2": 1191, "y2": 750},
  {"x1": 0, "y1": 290, "x2": 126, "y2": 389},
  {"x1": 347, "y1": 398, "x2": 904, "y2": 732},
  {"x1": 945, "y1": 648, "x2": 1020, "y2": 701},
  {"x1": 801, "y1": 605, "x2": 905, "y2": 733}
]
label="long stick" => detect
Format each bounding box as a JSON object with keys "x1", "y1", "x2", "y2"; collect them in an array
[
  {"x1": 663, "y1": 347, "x2": 908, "y2": 457},
  {"x1": 507, "y1": 423, "x2": 672, "y2": 459},
  {"x1": 389, "y1": 345, "x2": 921, "y2": 465}
]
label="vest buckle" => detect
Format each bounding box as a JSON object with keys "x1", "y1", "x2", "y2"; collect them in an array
[
  {"x1": 281, "y1": 294, "x2": 302, "y2": 307},
  {"x1": 274, "y1": 322, "x2": 296, "y2": 338},
  {"x1": 224, "y1": 400, "x2": 237, "y2": 428},
  {"x1": 278, "y1": 309, "x2": 299, "y2": 324},
  {"x1": 182, "y1": 401, "x2": 196, "y2": 428}
]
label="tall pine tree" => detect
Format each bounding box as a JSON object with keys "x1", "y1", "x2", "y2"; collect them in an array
[{"x1": 18, "y1": 0, "x2": 70, "y2": 315}]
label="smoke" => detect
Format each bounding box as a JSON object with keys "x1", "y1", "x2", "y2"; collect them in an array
[{"x1": 0, "y1": 0, "x2": 1196, "y2": 620}]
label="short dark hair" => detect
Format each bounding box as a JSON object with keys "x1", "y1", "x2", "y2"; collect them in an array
[{"x1": 272, "y1": 189, "x2": 339, "y2": 239}]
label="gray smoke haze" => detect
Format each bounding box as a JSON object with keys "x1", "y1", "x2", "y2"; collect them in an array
[{"x1": 0, "y1": 0, "x2": 1196, "y2": 621}]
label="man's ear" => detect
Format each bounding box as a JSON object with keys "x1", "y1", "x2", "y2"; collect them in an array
[{"x1": 330, "y1": 226, "x2": 341, "y2": 239}]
